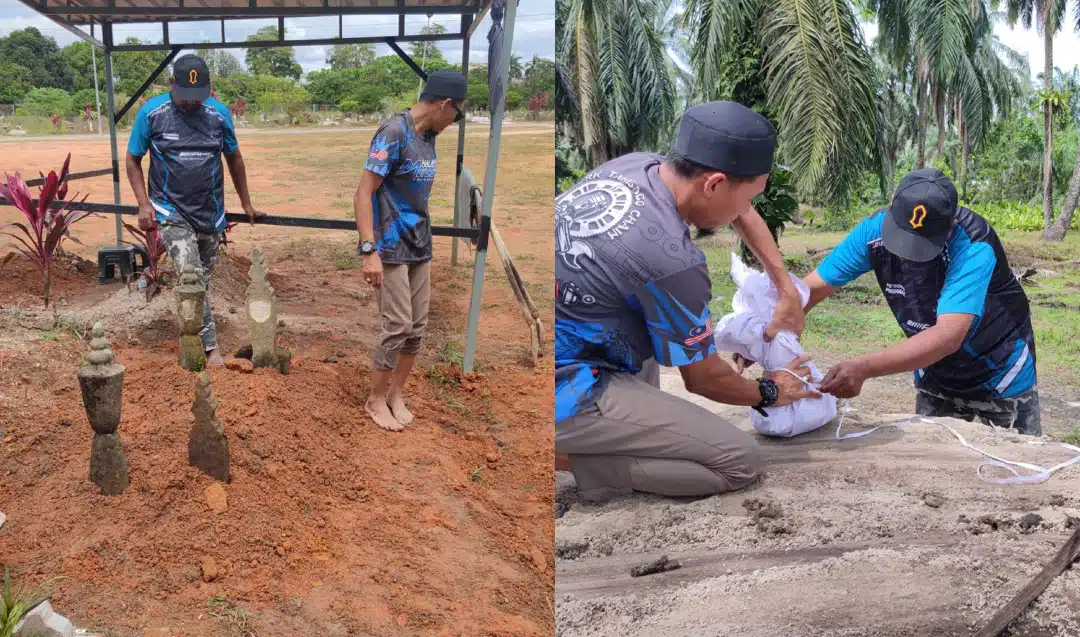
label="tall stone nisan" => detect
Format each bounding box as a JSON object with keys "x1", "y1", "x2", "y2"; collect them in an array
[
  {"x1": 175, "y1": 264, "x2": 207, "y2": 372},
  {"x1": 189, "y1": 371, "x2": 230, "y2": 482},
  {"x1": 247, "y1": 246, "x2": 281, "y2": 369},
  {"x1": 77, "y1": 322, "x2": 130, "y2": 496}
]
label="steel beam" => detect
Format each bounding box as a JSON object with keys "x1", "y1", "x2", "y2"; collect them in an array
[
  {"x1": 450, "y1": 13, "x2": 472, "y2": 267},
  {"x1": 0, "y1": 197, "x2": 482, "y2": 238},
  {"x1": 24, "y1": 168, "x2": 113, "y2": 188},
  {"x1": 113, "y1": 47, "x2": 182, "y2": 123},
  {"x1": 111, "y1": 31, "x2": 463, "y2": 52},
  {"x1": 42, "y1": 4, "x2": 476, "y2": 18},
  {"x1": 462, "y1": 0, "x2": 516, "y2": 373},
  {"x1": 103, "y1": 23, "x2": 124, "y2": 246}
]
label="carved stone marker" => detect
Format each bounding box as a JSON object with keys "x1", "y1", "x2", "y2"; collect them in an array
[
  {"x1": 189, "y1": 371, "x2": 230, "y2": 482},
  {"x1": 175, "y1": 264, "x2": 207, "y2": 372},
  {"x1": 77, "y1": 322, "x2": 129, "y2": 495},
  {"x1": 247, "y1": 246, "x2": 279, "y2": 369}
]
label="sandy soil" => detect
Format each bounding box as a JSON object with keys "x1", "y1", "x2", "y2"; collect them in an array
[
  {"x1": 0, "y1": 126, "x2": 555, "y2": 637},
  {"x1": 555, "y1": 368, "x2": 1080, "y2": 637}
]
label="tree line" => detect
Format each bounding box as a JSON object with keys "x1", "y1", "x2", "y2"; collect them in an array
[
  {"x1": 555, "y1": 0, "x2": 1080, "y2": 241},
  {"x1": 0, "y1": 24, "x2": 555, "y2": 122}
]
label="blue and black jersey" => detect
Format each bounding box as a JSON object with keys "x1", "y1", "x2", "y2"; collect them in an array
[
  {"x1": 818, "y1": 207, "x2": 1036, "y2": 400},
  {"x1": 127, "y1": 93, "x2": 238, "y2": 234},
  {"x1": 363, "y1": 110, "x2": 437, "y2": 265},
  {"x1": 554, "y1": 153, "x2": 717, "y2": 423}
]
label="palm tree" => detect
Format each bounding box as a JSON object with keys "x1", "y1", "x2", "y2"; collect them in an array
[
  {"x1": 556, "y1": 0, "x2": 677, "y2": 166},
  {"x1": 1004, "y1": 0, "x2": 1072, "y2": 237},
  {"x1": 682, "y1": 0, "x2": 879, "y2": 202},
  {"x1": 508, "y1": 54, "x2": 525, "y2": 81},
  {"x1": 1044, "y1": 65, "x2": 1080, "y2": 239}
]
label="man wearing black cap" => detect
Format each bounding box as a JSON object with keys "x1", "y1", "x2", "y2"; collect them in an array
[
  {"x1": 353, "y1": 69, "x2": 467, "y2": 432},
  {"x1": 554, "y1": 100, "x2": 820, "y2": 503},
  {"x1": 803, "y1": 168, "x2": 1041, "y2": 435},
  {"x1": 126, "y1": 54, "x2": 263, "y2": 367}
]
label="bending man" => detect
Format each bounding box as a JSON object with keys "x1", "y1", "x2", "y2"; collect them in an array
[
  {"x1": 354, "y1": 70, "x2": 467, "y2": 432},
  {"x1": 126, "y1": 54, "x2": 263, "y2": 366},
  {"x1": 802, "y1": 168, "x2": 1041, "y2": 435},
  {"x1": 555, "y1": 101, "x2": 820, "y2": 504}
]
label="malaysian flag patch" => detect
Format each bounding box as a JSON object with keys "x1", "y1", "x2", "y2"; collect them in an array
[
  {"x1": 369, "y1": 149, "x2": 389, "y2": 162},
  {"x1": 684, "y1": 318, "x2": 712, "y2": 347}
]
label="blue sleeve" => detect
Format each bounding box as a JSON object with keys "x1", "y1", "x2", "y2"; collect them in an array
[
  {"x1": 816, "y1": 214, "x2": 880, "y2": 286},
  {"x1": 219, "y1": 102, "x2": 239, "y2": 154},
  {"x1": 127, "y1": 106, "x2": 151, "y2": 157},
  {"x1": 364, "y1": 119, "x2": 404, "y2": 177},
  {"x1": 937, "y1": 241, "x2": 996, "y2": 316},
  {"x1": 632, "y1": 263, "x2": 717, "y2": 367}
]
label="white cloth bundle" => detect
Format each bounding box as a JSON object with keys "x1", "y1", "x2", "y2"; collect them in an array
[{"x1": 713, "y1": 253, "x2": 836, "y2": 437}]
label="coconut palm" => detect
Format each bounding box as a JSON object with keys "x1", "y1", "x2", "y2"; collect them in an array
[
  {"x1": 556, "y1": 0, "x2": 677, "y2": 166},
  {"x1": 682, "y1": 0, "x2": 880, "y2": 202}
]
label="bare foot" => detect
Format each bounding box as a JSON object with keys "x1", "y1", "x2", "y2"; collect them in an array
[
  {"x1": 388, "y1": 394, "x2": 414, "y2": 425},
  {"x1": 206, "y1": 349, "x2": 225, "y2": 367},
  {"x1": 366, "y1": 398, "x2": 403, "y2": 431}
]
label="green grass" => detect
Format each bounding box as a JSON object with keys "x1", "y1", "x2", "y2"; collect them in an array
[{"x1": 703, "y1": 227, "x2": 1080, "y2": 384}]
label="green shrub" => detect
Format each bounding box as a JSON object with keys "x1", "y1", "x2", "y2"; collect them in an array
[{"x1": 19, "y1": 88, "x2": 74, "y2": 116}]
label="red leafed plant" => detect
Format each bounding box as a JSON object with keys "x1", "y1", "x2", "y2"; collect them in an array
[
  {"x1": 50, "y1": 113, "x2": 62, "y2": 133},
  {"x1": 82, "y1": 104, "x2": 93, "y2": 122},
  {"x1": 122, "y1": 222, "x2": 168, "y2": 301},
  {"x1": 528, "y1": 91, "x2": 550, "y2": 112},
  {"x1": 230, "y1": 98, "x2": 247, "y2": 117},
  {"x1": 0, "y1": 154, "x2": 94, "y2": 308}
]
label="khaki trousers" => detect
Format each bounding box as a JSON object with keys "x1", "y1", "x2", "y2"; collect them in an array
[
  {"x1": 555, "y1": 359, "x2": 762, "y2": 503},
  {"x1": 372, "y1": 261, "x2": 431, "y2": 371}
]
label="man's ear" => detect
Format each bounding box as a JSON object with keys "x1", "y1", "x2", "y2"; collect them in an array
[{"x1": 702, "y1": 171, "x2": 726, "y2": 197}]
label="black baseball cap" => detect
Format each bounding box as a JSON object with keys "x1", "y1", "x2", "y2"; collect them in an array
[
  {"x1": 420, "y1": 70, "x2": 468, "y2": 102},
  {"x1": 671, "y1": 101, "x2": 776, "y2": 176},
  {"x1": 882, "y1": 168, "x2": 958, "y2": 262},
  {"x1": 172, "y1": 55, "x2": 211, "y2": 102}
]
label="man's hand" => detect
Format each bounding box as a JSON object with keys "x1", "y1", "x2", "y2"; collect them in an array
[
  {"x1": 137, "y1": 203, "x2": 157, "y2": 232},
  {"x1": 244, "y1": 204, "x2": 266, "y2": 225},
  {"x1": 762, "y1": 353, "x2": 822, "y2": 407},
  {"x1": 362, "y1": 252, "x2": 383, "y2": 288},
  {"x1": 732, "y1": 353, "x2": 755, "y2": 374},
  {"x1": 819, "y1": 359, "x2": 867, "y2": 398},
  {"x1": 766, "y1": 290, "x2": 805, "y2": 341}
]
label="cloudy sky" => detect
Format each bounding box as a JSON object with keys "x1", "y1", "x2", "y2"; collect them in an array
[
  {"x1": 0, "y1": 0, "x2": 554, "y2": 72},
  {"x1": 861, "y1": 10, "x2": 1080, "y2": 78}
]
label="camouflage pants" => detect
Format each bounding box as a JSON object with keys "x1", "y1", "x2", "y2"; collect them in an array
[
  {"x1": 915, "y1": 389, "x2": 1042, "y2": 436},
  {"x1": 162, "y1": 222, "x2": 220, "y2": 351}
]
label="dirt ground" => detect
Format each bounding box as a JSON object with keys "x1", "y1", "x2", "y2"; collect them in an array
[
  {"x1": 0, "y1": 124, "x2": 555, "y2": 637},
  {"x1": 555, "y1": 367, "x2": 1080, "y2": 637}
]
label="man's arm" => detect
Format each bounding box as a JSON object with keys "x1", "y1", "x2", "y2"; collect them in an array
[
  {"x1": 819, "y1": 314, "x2": 973, "y2": 397},
  {"x1": 353, "y1": 170, "x2": 383, "y2": 243},
  {"x1": 125, "y1": 153, "x2": 150, "y2": 208},
  {"x1": 731, "y1": 210, "x2": 803, "y2": 338},
  {"x1": 125, "y1": 107, "x2": 156, "y2": 231},
  {"x1": 681, "y1": 352, "x2": 819, "y2": 407},
  {"x1": 223, "y1": 150, "x2": 261, "y2": 222},
  {"x1": 802, "y1": 270, "x2": 837, "y2": 314}
]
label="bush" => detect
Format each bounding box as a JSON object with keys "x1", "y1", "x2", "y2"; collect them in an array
[
  {"x1": 19, "y1": 87, "x2": 74, "y2": 116},
  {"x1": 970, "y1": 201, "x2": 1075, "y2": 231}
]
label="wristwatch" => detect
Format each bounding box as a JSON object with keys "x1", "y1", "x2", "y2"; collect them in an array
[
  {"x1": 358, "y1": 240, "x2": 376, "y2": 256},
  {"x1": 753, "y1": 377, "x2": 779, "y2": 417}
]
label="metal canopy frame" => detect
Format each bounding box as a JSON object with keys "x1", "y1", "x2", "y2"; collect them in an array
[{"x1": 4, "y1": 0, "x2": 516, "y2": 373}]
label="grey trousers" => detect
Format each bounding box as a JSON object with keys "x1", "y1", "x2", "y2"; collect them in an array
[
  {"x1": 162, "y1": 222, "x2": 220, "y2": 351},
  {"x1": 555, "y1": 359, "x2": 762, "y2": 503}
]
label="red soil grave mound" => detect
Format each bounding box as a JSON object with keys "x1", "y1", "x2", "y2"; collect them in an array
[{"x1": 0, "y1": 340, "x2": 554, "y2": 637}]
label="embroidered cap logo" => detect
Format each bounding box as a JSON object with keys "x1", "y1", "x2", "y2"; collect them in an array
[
  {"x1": 189, "y1": 69, "x2": 198, "y2": 85},
  {"x1": 909, "y1": 204, "x2": 927, "y2": 229}
]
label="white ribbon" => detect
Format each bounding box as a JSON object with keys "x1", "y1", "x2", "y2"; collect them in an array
[{"x1": 772, "y1": 368, "x2": 1080, "y2": 485}]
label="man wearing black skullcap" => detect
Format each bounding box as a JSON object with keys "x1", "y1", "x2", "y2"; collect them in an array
[
  {"x1": 554, "y1": 101, "x2": 820, "y2": 503},
  {"x1": 801, "y1": 168, "x2": 1041, "y2": 435},
  {"x1": 354, "y1": 69, "x2": 467, "y2": 432}
]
